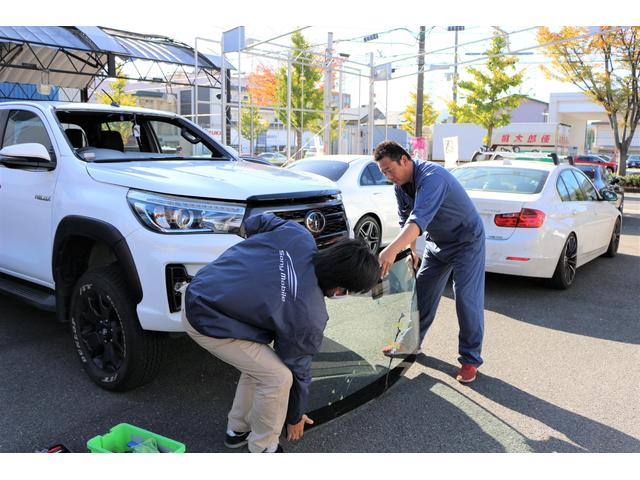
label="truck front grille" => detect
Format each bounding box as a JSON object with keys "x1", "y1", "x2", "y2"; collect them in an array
[{"x1": 246, "y1": 199, "x2": 349, "y2": 249}]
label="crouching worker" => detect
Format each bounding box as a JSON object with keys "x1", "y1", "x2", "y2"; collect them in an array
[{"x1": 182, "y1": 213, "x2": 380, "y2": 453}]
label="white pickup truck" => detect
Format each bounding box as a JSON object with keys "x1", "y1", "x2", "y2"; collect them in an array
[{"x1": 0, "y1": 101, "x2": 348, "y2": 390}]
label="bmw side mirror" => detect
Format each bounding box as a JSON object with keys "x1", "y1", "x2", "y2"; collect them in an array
[{"x1": 600, "y1": 190, "x2": 618, "y2": 202}]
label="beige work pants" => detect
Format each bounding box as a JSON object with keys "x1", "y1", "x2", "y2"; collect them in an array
[{"x1": 181, "y1": 310, "x2": 292, "y2": 452}]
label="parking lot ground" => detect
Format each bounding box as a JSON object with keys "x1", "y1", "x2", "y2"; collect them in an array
[{"x1": 1, "y1": 194, "x2": 639, "y2": 453}]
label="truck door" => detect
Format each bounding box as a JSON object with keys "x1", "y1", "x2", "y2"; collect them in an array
[{"x1": 0, "y1": 108, "x2": 60, "y2": 286}]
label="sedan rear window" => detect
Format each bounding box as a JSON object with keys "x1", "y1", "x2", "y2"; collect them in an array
[
  {"x1": 452, "y1": 167, "x2": 549, "y2": 194},
  {"x1": 288, "y1": 160, "x2": 349, "y2": 182}
]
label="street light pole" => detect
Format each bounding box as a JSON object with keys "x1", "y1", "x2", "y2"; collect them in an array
[
  {"x1": 368, "y1": 53, "x2": 375, "y2": 155},
  {"x1": 416, "y1": 26, "x2": 426, "y2": 140},
  {"x1": 448, "y1": 26, "x2": 465, "y2": 123}
]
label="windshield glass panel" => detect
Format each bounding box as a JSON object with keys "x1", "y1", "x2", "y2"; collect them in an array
[
  {"x1": 147, "y1": 120, "x2": 215, "y2": 158},
  {"x1": 452, "y1": 167, "x2": 549, "y2": 194},
  {"x1": 308, "y1": 253, "x2": 418, "y2": 415}
]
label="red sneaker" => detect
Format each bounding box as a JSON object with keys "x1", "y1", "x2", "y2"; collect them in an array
[{"x1": 456, "y1": 364, "x2": 477, "y2": 383}]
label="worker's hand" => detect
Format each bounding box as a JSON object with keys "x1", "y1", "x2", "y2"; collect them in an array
[
  {"x1": 410, "y1": 249, "x2": 421, "y2": 271},
  {"x1": 379, "y1": 245, "x2": 398, "y2": 279},
  {"x1": 287, "y1": 415, "x2": 314, "y2": 441}
]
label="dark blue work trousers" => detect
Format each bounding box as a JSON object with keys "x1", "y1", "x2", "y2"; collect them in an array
[{"x1": 416, "y1": 240, "x2": 485, "y2": 366}]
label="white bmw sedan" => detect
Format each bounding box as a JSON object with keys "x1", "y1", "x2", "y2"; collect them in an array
[
  {"x1": 437, "y1": 159, "x2": 622, "y2": 289},
  {"x1": 287, "y1": 155, "x2": 400, "y2": 252}
]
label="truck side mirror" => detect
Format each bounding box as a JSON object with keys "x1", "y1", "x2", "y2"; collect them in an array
[{"x1": 0, "y1": 143, "x2": 56, "y2": 170}]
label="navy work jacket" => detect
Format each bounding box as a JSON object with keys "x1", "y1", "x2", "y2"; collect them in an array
[
  {"x1": 396, "y1": 160, "x2": 484, "y2": 257},
  {"x1": 185, "y1": 213, "x2": 328, "y2": 424}
]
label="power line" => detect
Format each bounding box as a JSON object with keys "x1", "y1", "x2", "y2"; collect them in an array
[{"x1": 389, "y1": 26, "x2": 624, "y2": 80}]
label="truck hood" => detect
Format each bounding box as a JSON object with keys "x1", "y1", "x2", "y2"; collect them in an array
[{"x1": 86, "y1": 160, "x2": 338, "y2": 200}]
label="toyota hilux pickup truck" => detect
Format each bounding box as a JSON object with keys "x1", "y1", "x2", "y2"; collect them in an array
[{"x1": 0, "y1": 101, "x2": 348, "y2": 391}]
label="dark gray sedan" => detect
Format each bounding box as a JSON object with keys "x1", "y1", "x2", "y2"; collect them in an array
[{"x1": 627, "y1": 155, "x2": 640, "y2": 169}]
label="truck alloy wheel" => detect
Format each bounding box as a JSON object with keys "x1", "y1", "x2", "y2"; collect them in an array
[{"x1": 70, "y1": 265, "x2": 165, "y2": 391}]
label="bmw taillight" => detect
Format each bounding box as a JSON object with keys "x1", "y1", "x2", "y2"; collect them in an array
[{"x1": 494, "y1": 208, "x2": 545, "y2": 228}]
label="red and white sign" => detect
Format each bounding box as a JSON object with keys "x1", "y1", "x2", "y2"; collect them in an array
[
  {"x1": 497, "y1": 132, "x2": 567, "y2": 146},
  {"x1": 492, "y1": 123, "x2": 571, "y2": 151},
  {"x1": 411, "y1": 136, "x2": 427, "y2": 160}
]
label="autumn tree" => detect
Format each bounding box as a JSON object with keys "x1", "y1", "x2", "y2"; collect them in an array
[
  {"x1": 447, "y1": 33, "x2": 525, "y2": 146},
  {"x1": 275, "y1": 31, "x2": 324, "y2": 159},
  {"x1": 401, "y1": 91, "x2": 439, "y2": 138},
  {"x1": 96, "y1": 68, "x2": 137, "y2": 146},
  {"x1": 247, "y1": 65, "x2": 277, "y2": 106},
  {"x1": 537, "y1": 26, "x2": 640, "y2": 175}
]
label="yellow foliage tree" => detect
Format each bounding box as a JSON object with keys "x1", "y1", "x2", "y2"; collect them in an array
[
  {"x1": 447, "y1": 34, "x2": 525, "y2": 146},
  {"x1": 401, "y1": 91, "x2": 439, "y2": 138},
  {"x1": 537, "y1": 26, "x2": 640, "y2": 175}
]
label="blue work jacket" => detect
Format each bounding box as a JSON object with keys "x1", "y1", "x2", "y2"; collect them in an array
[
  {"x1": 396, "y1": 160, "x2": 484, "y2": 257},
  {"x1": 185, "y1": 213, "x2": 328, "y2": 424}
]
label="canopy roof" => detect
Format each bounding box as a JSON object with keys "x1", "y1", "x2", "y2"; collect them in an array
[{"x1": 0, "y1": 26, "x2": 231, "y2": 97}]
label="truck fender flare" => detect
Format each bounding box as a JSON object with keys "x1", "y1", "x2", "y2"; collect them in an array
[{"x1": 52, "y1": 216, "x2": 142, "y2": 321}]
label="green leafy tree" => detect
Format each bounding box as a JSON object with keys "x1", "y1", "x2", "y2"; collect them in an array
[
  {"x1": 96, "y1": 68, "x2": 137, "y2": 146},
  {"x1": 447, "y1": 34, "x2": 525, "y2": 145},
  {"x1": 275, "y1": 31, "x2": 324, "y2": 158},
  {"x1": 401, "y1": 91, "x2": 439, "y2": 138},
  {"x1": 240, "y1": 97, "x2": 270, "y2": 153},
  {"x1": 537, "y1": 26, "x2": 640, "y2": 175}
]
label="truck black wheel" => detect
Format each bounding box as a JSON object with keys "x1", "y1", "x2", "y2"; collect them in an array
[{"x1": 70, "y1": 265, "x2": 165, "y2": 391}]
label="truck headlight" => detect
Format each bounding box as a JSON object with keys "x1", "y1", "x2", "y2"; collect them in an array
[{"x1": 127, "y1": 190, "x2": 245, "y2": 234}]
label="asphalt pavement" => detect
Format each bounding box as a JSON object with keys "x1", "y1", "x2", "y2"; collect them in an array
[{"x1": 1, "y1": 195, "x2": 639, "y2": 453}]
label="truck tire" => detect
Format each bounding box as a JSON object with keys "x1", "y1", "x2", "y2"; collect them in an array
[{"x1": 69, "y1": 265, "x2": 165, "y2": 391}]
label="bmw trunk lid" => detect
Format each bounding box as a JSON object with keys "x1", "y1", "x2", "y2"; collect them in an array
[{"x1": 467, "y1": 191, "x2": 534, "y2": 240}]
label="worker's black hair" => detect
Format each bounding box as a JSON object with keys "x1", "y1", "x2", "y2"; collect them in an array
[
  {"x1": 313, "y1": 238, "x2": 380, "y2": 294},
  {"x1": 373, "y1": 140, "x2": 411, "y2": 164}
]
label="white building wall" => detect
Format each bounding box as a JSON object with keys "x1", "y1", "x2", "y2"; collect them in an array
[
  {"x1": 431, "y1": 123, "x2": 486, "y2": 161},
  {"x1": 547, "y1": 92, "x2": 640, "y2": 155},
  {"x1": 593, "y1": 124, "x2": 640, "y2": 153}
]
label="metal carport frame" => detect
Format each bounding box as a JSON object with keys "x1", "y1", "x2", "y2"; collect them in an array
[{"x1": 0, "y1": 26, "x2": 228, "y2": 102}]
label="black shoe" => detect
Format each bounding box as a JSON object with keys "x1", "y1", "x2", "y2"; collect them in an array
[{"x1": 224, "y1": 430, "x2": 250, "y2": 449}]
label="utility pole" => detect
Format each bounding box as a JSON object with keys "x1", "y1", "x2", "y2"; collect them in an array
[
  {"x1": 286, "y1": 53, "x2": 292, "y2": 160},
  {"x1": 225, "y1": 70, "x2": 232, "y2": 145},
  {"x1": 415, "y1": 26, "x2": 426, "y2": 140},
  {"x1": 448, "y1": 26, "x2": 465, "y2": 123},
  {"x1": 323, "y1": 32, "x2": 333, "y2": 155}
]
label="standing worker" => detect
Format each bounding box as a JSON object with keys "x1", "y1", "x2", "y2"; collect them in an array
[
  {"x1": 374, "y1": 140, "x2": 485, "y2": 383},
  {"x1": 182, "y1": 213, "x2": 380, "y2": 452}
]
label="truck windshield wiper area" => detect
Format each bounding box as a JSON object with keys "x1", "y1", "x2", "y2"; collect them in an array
[
  {"x1": 77, "y1": 148, "x2": 231, "y2": 163},
  {"x1": 144, "y1": 156, "x2": 230, "y2": 162}
]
